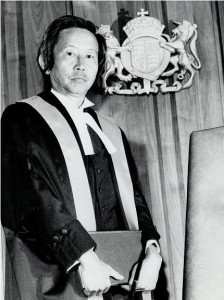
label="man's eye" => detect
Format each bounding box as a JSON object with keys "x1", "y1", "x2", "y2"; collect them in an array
[
  {"x1": 86, "y1": 54, "x2": 95, "y2": 59},
  {"x1": 67, "y1": 51, "x2": 76, "y2": 56}
]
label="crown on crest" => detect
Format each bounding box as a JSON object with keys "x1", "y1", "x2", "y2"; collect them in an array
[{"x1": 123, "y1": 9, "x2": 165, "y2": 41}]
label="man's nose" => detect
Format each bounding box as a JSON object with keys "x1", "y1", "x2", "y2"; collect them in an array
[{"x1": 75, "y1": 55, "x2": 85, "y2": 71}]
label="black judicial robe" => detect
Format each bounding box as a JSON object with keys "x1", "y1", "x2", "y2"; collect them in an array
[{"x1": 1, "y1": 91, "x2": 160, "y2": 299}]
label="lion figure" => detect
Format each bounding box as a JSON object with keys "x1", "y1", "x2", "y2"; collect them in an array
[{"x1": 98, "y1": 25, "x2": 132, "y2": 93}]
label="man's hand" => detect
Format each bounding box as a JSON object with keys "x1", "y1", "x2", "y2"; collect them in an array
[
  {"x1": 79, "y1": 249, "x2": 124, "y2": 297},
  {"x1": 123, "y1": 245, "x2": 162, "y2": 292}
]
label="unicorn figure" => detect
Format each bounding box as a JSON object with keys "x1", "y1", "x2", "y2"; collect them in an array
[{"x1": 160, "y1": 20, "x2": 201, "y2": 89}]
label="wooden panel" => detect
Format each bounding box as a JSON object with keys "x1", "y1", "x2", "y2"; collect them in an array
[
  {"x1": 1, "y1": 1, "x2": 21, "y2": 109},
  {"x1": 1, "y1": 1, "x2": 72, "y2": 109},
  {"x1": 72, "y1": 1, "x2": 118, "y2": 28},
  {"x1": 211, "y1": 1, "x2": 224, "y2": 120}
]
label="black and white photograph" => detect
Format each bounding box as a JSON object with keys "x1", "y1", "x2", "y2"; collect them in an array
[{"x1": 1, "y1": 1, "x2": 224, "y2": 299}]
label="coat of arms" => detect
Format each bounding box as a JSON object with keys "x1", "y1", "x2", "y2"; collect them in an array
[{"x1": 98, "y1": 9, "x2": 201, "y2": 95}]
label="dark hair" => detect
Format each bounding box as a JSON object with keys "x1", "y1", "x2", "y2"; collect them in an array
[{"x1": 37, "y1": 15, "x2": 106, "y2": 88}]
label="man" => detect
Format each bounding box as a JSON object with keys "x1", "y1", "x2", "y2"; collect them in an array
[{"x1": 2, "y1": 15, "x2": 162, "y2": 299}]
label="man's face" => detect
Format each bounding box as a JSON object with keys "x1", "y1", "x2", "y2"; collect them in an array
[{"x1": 49, "y1": 28, "x2": 99, "y2": 98}]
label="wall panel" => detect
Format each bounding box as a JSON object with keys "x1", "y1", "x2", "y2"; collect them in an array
[
  {"x1": 1, "y1": 1, "x2": 72, "y2": 110},
  {"x1": 212, "y1": 1, "x2": 224, "y2": 118},
  {"x1": 1, "y1": 1, "x2": 21, "y2": 108},
  {"x1": 1, "y1": 2, "x2": 224, "y2": 300}
]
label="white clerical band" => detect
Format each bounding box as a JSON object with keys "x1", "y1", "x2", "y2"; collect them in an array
[
  {"x1": 69, "y1": 109, "x2": 116, "y2": 155},
  {"x1": 51, "y1": 89, "x2": 116, "y2": 155},
  {"x1": 83, "y1": 111, "x2": 117, "y2": 155}
]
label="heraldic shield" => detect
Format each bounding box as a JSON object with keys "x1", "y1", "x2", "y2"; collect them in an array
[{"x1": 121, "y1": 36, "x2": 170, "y2": 81}]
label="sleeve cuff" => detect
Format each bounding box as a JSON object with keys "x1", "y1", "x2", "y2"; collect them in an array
[
  {"x1": 145, "y1": 240, "x2": 160, "y2": 254},
  {"x1": 67, "y1": 260, "x2": 79, "y2": 273},
  {"x1": 50, "y1": 219, "x2": 96, "y2": 271}
]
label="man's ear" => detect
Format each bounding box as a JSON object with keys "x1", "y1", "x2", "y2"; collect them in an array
[{"x1": 38, "y1": 54, "x2": 50, "y2": 75}]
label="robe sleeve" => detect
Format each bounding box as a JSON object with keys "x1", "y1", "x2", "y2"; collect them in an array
[
  {"x1": 1, "y1": 104, "x2": 96, "y2": 272},
  {"x1": 120, "y1": 130, "x2": 160, "y2": 243}
]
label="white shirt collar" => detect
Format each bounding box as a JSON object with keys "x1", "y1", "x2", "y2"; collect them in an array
[{"x1": 51, "y1": 89, "x2": 94, "y2": 111}]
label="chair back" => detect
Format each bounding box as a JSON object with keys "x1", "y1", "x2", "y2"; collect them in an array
[{"x1": 183, "y1": 126, "x2": 224, "y2": 300}]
